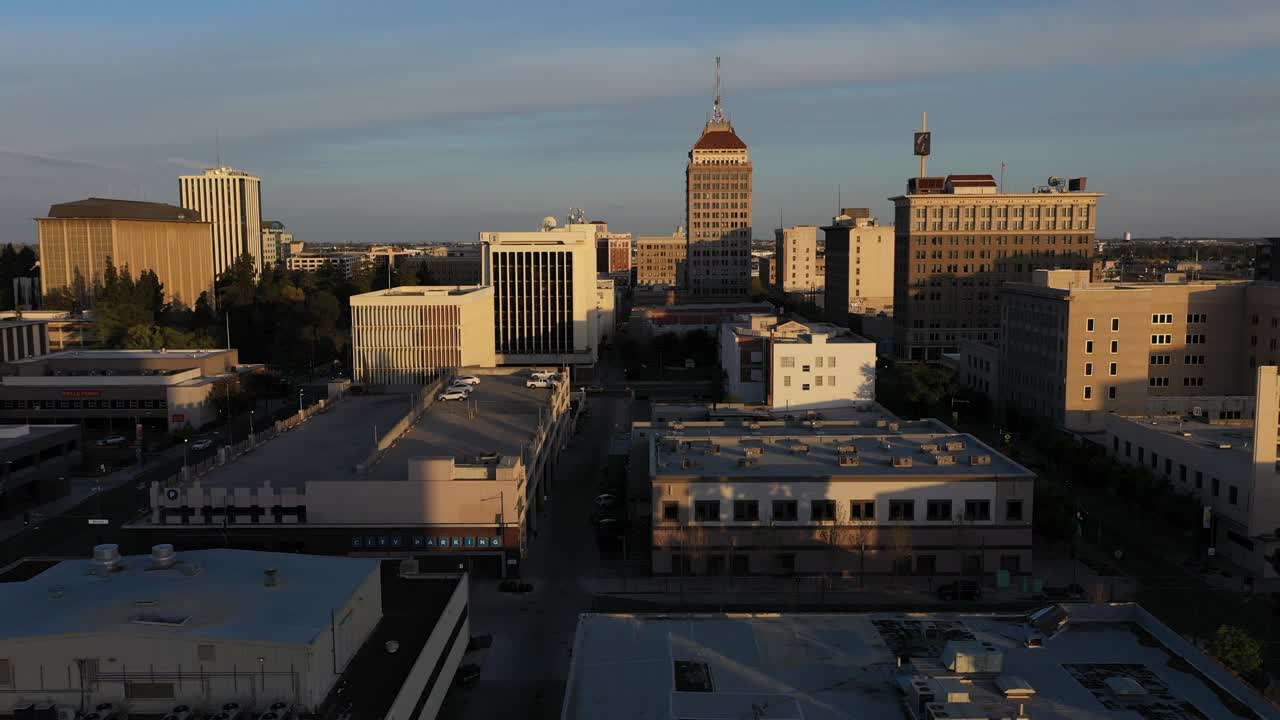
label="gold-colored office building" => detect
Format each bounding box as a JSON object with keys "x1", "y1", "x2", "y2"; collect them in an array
[
  {"x1": 635, "y1": 232, "x2": 687, "y2": 287},
  {"x1": 37, "y1": 198, "x2": 215, "y2": 307},
  {"x1": 890, "y1": 175, "x2": 1102, "y2": 360},
  {"x1": 685, "y1": 85, "x2": 752, "y2": 299}
]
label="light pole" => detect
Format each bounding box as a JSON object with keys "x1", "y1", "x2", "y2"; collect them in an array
[
  {"x1": 249, "y1": 410, "x2": 255, "y2": 439},
  {"x1": 182, "y1": 438, "x2": 189, "y2": 477},
  {"x1": 482, "y1": 491, "x2": 506, "y2": 578},
  {"x1": 298, "y1": 389, "x2": 304, "y2": 414}
]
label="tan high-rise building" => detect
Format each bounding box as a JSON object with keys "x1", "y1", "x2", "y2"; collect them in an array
[
  {"x1": 998, "y1": 270, "x2": 1280, "y2": 432},
  {"x1": 37, "y1": 198, "x2": 215, "y2": 307},
  {"x1": 773, "y1": 225, "x2": 821, "y2": 294},
  {"x1": 823, "y1": 209, "x2": 895, "y2": 322},
  {"x1": 635, "y1": 230, "x2": 687, "y2": 287},
  {"x1": 685, "y1": 63, "x2": 752, "y2": 299},
  {"x1": 890, "y1": 175, "x2": 1102, "y2": 360},
  {"x1": 179, "y1": 166, "x2": 263, "y2": 276}
]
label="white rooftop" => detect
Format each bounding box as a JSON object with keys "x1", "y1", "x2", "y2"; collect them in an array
[{"x1": 0, "y1": 549, "x2": 378, "y2": 646}]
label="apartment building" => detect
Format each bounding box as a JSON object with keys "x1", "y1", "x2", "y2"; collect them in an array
[
  {"x1": 720, "y1": 316, "x2": 875, "y2": 410},
  {"x1": 635, "y1": 230, "x2": 687, "y2": 287},
  {"x1": 1102, "y1": 366, "x2": 1280, "y2": 578},
  {"x1": 890, "y1": 175, "x2": 1102, "y2": 360},
  {"x1": 179, "y1": 166, "x2": 264, "y2": 275},
  {"x1": 350, "y1": 286, "x2": 496, "y2": 385},
  {"x1": 774, "y1": 225, "x2": 821, "y2": 294},
  {"x1": 37, "y1": 198, "x2": 215, "y2": 307},
  {"x1": 635, "y1": 414, "x2": 1034, "y2": 576},
  {"x1": 823, "y1": 209, "x2": 895, "y2": 323},
  {"x1": 999, "y1": 270, "x2": 1279, "y2": 431},
  {"x1": 480, "y1": 223, "x2": 601, "y2": 365},
  {"x1": 685, "y1": 94, "x2": 753, "y2": 299}
]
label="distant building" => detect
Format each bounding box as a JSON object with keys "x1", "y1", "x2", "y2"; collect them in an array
[
  {"x1": 635, "y1": 230, "x2": 687, "y2": 287},
  {"x1": 350, "y1": 286, "x2": 496, "y2": 385},
  {"x1": 720, "y1": 316, "x2": 876, "y2": 410},
  {"x1": 0, "y1": 317, "x2": 50, "y2": 362},
  {"x1": 773, "y1": 226, "x2": 821, "y2": 294},
  {"x1": 286, "y1": 252, "x2": 362, "y2": 278},
  {"x1": 594, "y1": 279, "x2": 616, "y2": 345},
  {"x1": 685, "y1": 67, "x2": 752, "y2": 300},
  {"x1": 37, "y1": 198, "x2": 215, "y2": 307},
  {"x1": 591, "y1": 221, "x2": 632, "y2": 282},
  {"x1": 823, "y1": 209, "x2": 895, "y2": 323},
  {"x1": 0, "y1": 310, "x2": 96, "y2": 350},
  {"x1": 179, "y1": 166, "x2": 264, "y2": 275},
  {"x1": 411, "y1": 245, "x2": 482, "y2": 286},
  {"x1": 1257, "y1": 237, "x2": 1280, "y2": 281},
  {"x1": 890, "y1": 174, "x2": 1102, "y2": 360},
  {"x1": 631, "y1": 301, "x2": 774, "y2": 340},
  {"x1": 260, "y1": 220, "x2": 292, "y2": 266}
]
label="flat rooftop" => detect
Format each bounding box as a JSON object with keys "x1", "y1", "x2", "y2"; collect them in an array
[
  {"x1": 352, "y1": 285, "x2": 487, "y2": 300},
  {"x1": 0, "y1": 423, "x2": 79, "y2": 453},
  {"x1": 0, "y1": 549, "x2": 377, "y2": 645},
  {"x1": 196, "y1": 393, "x2": 413, "y2": 488},
  {"x1": 563, "y1": 607, "x2": 1274, "y2": 720},
  {"x1": 644, "y1": 418, "x2": 1029, "y2": 479},
  {"x1": 1112, "y1": 415, "x2": 1256, "y2": 461},
  {"x1": 369, "y1": 373, "x2": 557, "y2": 481},
  {"x1": 7, "y1": 348, "x2": 233, "y2": 364}
]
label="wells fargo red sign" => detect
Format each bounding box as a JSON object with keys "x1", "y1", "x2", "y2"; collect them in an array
[{"x1": 61, "y1": 390, "x2": 101, "y2": 399}]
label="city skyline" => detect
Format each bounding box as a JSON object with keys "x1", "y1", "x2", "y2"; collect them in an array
[{"x1": 2, "y1": 1, "x2": 1279, "y2": 246}]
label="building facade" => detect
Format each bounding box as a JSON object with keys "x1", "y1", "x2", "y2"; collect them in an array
[
  {"x1": 0, "y1": 318, "x2": 50, "y2": 363},
  {"x1": 635, "y1": 231, "x2": 687, "y2": 287},
  {"x1": 823, "y1": 209, "x2": 895, "y2": 323},
  {"x1": 286, "y1": 253, "x2": 361, "y2": 278},
  {"x1": 773, "y1": 226, "x2": 821, "y2": 294},
  {"x1": 260, "y1": 220, "x2": 291, "y2": 267},
  {"x1": 635, "y1": 416, "x2": 1034, "y2": 576},
  {"x1": 591, "y1": 221, "x2": 632, "y2": 281},
  {"x1": 179, "y1": 166, "x2": 264, "y2": 275},
  {"x1": 479, "y1": 223, "x2": 600, "y2": 365},
  {"x1": 37, "y1": 199, "x2": 215, "y2": 307},
  {"x1": 890, "y1": 175, "x2": 1102, "y2": 360},
  {"x1": 350, "y1": 286, "x2": 497, "y2": 385},
  {"x1": 411, "y1": 246, "x2": 483, "y2": 286},
  {"x1": 999, "y1": 270, "x2": 1276, "y2": 431},
  {"x1": 685, "y1": 98, "x2": 752, "y2": 299},
  {"x1": 720, "y1": 316, "x2": 876, "y2": 410}
]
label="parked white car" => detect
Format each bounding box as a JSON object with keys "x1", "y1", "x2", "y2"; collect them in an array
[
  {"x1": 455, "y1": 375, "x2": 481, "y2": 385},
  {"x1": 530, "y1": 370, "x2": 558, "y2": 381},
  {"x1": 190, "y1": 438, "x2": 214, "y2": 451},
  {"x1": 526, "y1": 379, "x2": 554, "y2": 388},
  {"x1": 447, "y1": 383, "x2": 474, "y2": 395},
  {"x1": 437, "y1": 389, "x2": 469, "y2": 401}
]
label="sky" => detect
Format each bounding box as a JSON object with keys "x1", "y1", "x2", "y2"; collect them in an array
[{"x1": 2, "y1": 1, "x2": 1279, "y2": 245}]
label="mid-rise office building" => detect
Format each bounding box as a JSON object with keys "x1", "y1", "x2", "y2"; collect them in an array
[
  {"x1": 286, "y1": 252, "x2": 362, "y2": 278},
  {"x1": 720, "y1": 316, "x2": 875, "y2": 410},
  {"x1": 773, "y1": 225, "x2": 821, "y2": 294},
  {"x1": 179, "y1": 166, "x2": 264, "y2": 275},
  {"x1": 998, "y1": 270, "x2": 1280, "y2": 431},
  {"x1": 260, "y1": 220, "x2": 291, "y2": 266},
  {"x1": 890, "y1": 175, "x2": 1102, "y2": 360},
  {"x1": 824, "y1": 209, "x2": 895, "y2": 322},
  {"x1": 685, "y1": 77, "x2": 752, "y2": 299},
  {"x1": 635, "y1": 413, "x2": 1034, "y2": 576},
  {"x1": 479, "y1": 222, "x2": 601, "y2": 365},
  {"x1": 592, "y1": 221, "x2": 632, "y2": 282},
  {"x1": 37, "y1": 198, "x2": 215, "y2": 307},
  {"x1": 635, "y1": 231, "x2": 687, "y2": 287},
  {"x1": 411, "y1": 246, "x2": 482, "y2": 286},
  {"x1": 0, "y1": 310, "x2": 96, "y2": 350},
  {"x1": 350, "y1": 286, "x2": 496, "y2": 385}
]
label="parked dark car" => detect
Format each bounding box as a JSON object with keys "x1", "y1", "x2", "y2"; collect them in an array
[{"x1": 937, "y1": 580, "x2": 983, "y2": 601}]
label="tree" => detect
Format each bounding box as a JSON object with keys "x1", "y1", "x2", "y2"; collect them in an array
[
  {"x1": 895, "y1": 363, "x2": 958, "y2": 413},
  {"x1": 1211, "y1": 625, "x2": 1263, "y2": 675}
]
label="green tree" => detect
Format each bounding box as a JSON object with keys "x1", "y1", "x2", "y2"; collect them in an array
[
  {"x1": 893, "y1": 363, "x2": 959, "y2": 413},
  {"x1": 1211, "y1": 625, "x2": 1263, "y2": 675}
]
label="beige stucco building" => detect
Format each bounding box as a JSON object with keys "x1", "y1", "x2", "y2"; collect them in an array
[
  {"x1": 350, "y1": 286, "x2": 496, "y2": 385},
  {"x1": 890, "y1": 175, "x2": 1102, "y2": 360},
  {"x1": 999, "y1": 270, "x2": 1279, "y2": 432},
  {"x1": 37, "y1": 198, "x2": 215, "y2": 307},
  {"x1": 823, "y1": 209, "x2": 895, "y2": 322},
  {"x1": 635, "y1": 413, "x2": 1034, "y2": 577},
  {"x1": 635, "y1": 231, "x2": 687, "y2": 287},
  {"x1": 773, "y1": 225, "x2": 821, "y2": 294},
  {"x1": 719, "y1": 316, "x2": 876, "y2": 410}
]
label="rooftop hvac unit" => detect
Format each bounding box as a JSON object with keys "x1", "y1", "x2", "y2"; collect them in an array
[
  {"x1": 920, "y1": 442, "x2": 940, "y2": 453},
  {"x1": 875, "y1": 419, "x2": 888, "y2": 428},
  {"x1": 792, "y1": 443, "x2": 811, "y2": 454},
  {"x1": 836, "y1": 444, "x2": 859, "y2": 455},
  {"x1": 838, "y1": 454, "x2": 862, "y2": 467},
  {"x1": 748, "y1": 422, "x2": 761, "y2": 430},
  {"x1": 709, "y1": 443, "x2": 721, "y2": 455},
  {"x1": 170, "y1": 706, "x2": 194, "y2": 720},
  {"x1": 1104, "y1": 676, "x2": 1147, "y2": 697},
  {"x1": 671, "y1": 421, "x2": 685, "y2": 430},
  {"x1": 935, "y1": 454, "x2": 956, "y2": 466},
  {"x1": 970, "y1": 455, "x2": 993, "y2": 466},
  {"x1": 995, "y1": 675, "x2": 1037, "y2": 700},
  {"x1": 84, "y1": 704, "x2": 117, "y2": 720},
  {"x1": 150, "y1": 543, "x2": 177, "y2": 569},
  {"x1": 942, "y1": 640, "x2": 1004, "y2": 674},
  {"x1": 681, "y1": 458, "x2": 694, "y2": 470},
  {"x1": 945, "y1": 440, "x2": 966, "y2": 452},
  {"x1": 888, "y1": 422, "x2": 900, "y2": 432},
  {"x1": 892, "y1": 456, "x2": 914, "y2": 468},
  {"x1": 744, "y1": 446, "x2": 763, "y2": 457}
]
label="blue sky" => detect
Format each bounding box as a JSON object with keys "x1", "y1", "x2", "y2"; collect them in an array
[{"x1": 2, "y1": 1, "x2": 1279, "y2": 244}]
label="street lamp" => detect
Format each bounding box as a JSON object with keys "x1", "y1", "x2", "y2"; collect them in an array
[
  {"x1": 298, "y1": 389, "x2": 304, "y2": 414},
  {"x1": 182, "y1": 438, "x2": 189, "y2": 477},
  {"x1": 249, "y1": 410, "x2": 255, "y2": 438}
]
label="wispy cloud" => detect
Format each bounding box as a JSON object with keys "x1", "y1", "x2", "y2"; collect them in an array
[
  {"x1": 165, "y1": 157, "x2": 212, "y2": 170},
  {"x1": 0, "y1": 148, "x2": 130, "y2": 172}
]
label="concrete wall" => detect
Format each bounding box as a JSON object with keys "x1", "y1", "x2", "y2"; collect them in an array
[
  {"x1": 769, "y1": 334, "x2": 876, "y2": 411},
  {"x1": 384, "y1": 577, "x2": 469, "y2": 720}
]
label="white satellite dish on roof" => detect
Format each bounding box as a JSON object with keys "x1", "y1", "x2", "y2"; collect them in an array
[{"x1": 541, "y1": 216, "x2": 558, "y2": 231}]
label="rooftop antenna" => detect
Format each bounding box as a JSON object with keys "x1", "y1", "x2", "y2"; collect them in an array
[
  {"x1": 215, "y1": 129, "x2": 222, "y2": 168},
  {"x1": 711, "y1": 56, "x2": 725, "y2": 124},
  {"x1": 1000, "y1": 162, "x2": 1007, "y2": 194},
  {"x1": 919, "y1": 112, "x2": 927, "y2": 177},
  {"x1": 838, "y1": 184, "x2": 842, "y2": 214}
]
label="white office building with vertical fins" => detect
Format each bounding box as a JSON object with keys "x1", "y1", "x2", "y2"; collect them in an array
[{"x1": 179, "y1": 166, "x2": 264, "y2": 276}]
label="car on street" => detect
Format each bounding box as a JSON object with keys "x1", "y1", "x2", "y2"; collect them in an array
[
  {"x1": 190, "y1": 438, "x2": 214, "y2": 451},
  {"x1": 95, "y1": 435, "x2": 128, "y2": 447},
  {"x1": 437, "y1": 389, "x2": 469, "y2": 401},
  {"x1": 937, "y1": 579, "x2": 983, "y2": 601},
  {"x1": 447, "y1": 383, "x2": 474, "y2": 395},
  {"x1": 530, "y1": 370, "x2": 559, "y2": 381},
  {"x1": 454, "y1": 375, "x2": 481, "y2": 385},
  {"x1": 525, "y1": 379, "x2": 556, "y2": 388},
  {"x1": 584, "y1": 385, "x2": 606, "y2": 393}
]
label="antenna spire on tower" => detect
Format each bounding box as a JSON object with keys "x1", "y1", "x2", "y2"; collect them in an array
[
  {"x1": 215, "y1": 129, "x2": 221, "y2": 168},
  {"x1": 711, "y1": 56, "x2": 725, "y2": 123}
]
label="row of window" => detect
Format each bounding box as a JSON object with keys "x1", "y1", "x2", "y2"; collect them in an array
[
  {"x1": 1084, "y1": 340, "x2": 1119, "y2": 353},
  {"x1": 1152, "y1": 355, "x2": 1205, "y2": 365},
  {"x1": 1, "y1": 398, "x2": 167, "y2": 410},
  {"x1": 1085, "y1": 317, "x2": 1122, "y2": 332},
  {"x1": 1113, "y1": 437, "x2": 1240, "y2": 504},
  {"x1": 781, "y1": 376, "x2": 837, "y2": 389},
  {"x1": 1082, "y1": 385, "x2": 1118, "y2": 400},
  {"x1": 779, "y1": 356, "x2": 839, "y2": 369},
  {"x1": 662, "y1": 498, "x2": 1024, "y2": 523}
]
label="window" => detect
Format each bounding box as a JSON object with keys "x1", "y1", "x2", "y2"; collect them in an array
[
  {"x1": 1184, "y1": 355, "x2": 1205, "y2": 365},
  {"x1": 926, "y1": 499, "x2": 953, "y2": 521},
  {"x1": 1083, "y1": 386, "x2": 1093, "y2": 400},
  {"x1": 1108, "y1": 386, "x2": 1117, "y2": 399},
  {"x1": 1185, "y1": 334, "x2": 1206, "y2": 344},
  {"x1": 828, "y1": 375, "x2": 836, "y2": 386},
  {"x1": 1084, "y1": 362, "x2": 1093, "y2": 376},
  {"x1": 772, "y1": 500, "x2": 798, "y2": 521},
  {"x1": 964, "y1": 500, "x2": 992, "y2": 521},
  {"x1": 1151, "y1": 354, "x2": 1170, "y2": 365},
  {"x1": 733, "y1": 500, "x2": 759, "y2": 522},
  {"x1": 828, "y1": 356, "x2": 836, "y2": 367},
  {"x1": 1180, "y1": 464, "x2": 1187, "y2": 483},
  {"x1": 780, "y1": 356, "x2": 795, "y2": 368},
  {"x1": 801, "y1": 383, "x2": 811, "y2": 391},
  {"x1": 889, "y1": 500, "x2": 914, "y2": 521},
  {"x1": 1151, "y1": 313, "x2": 1173, "y2": 324},
  {"x1": 1006, "y1": 499, "x2": 1024, "y2": 521},
  {"x1": 850, "y1": 500, "x2": 874, "y2": 520},
  {"x1": 1164, "y1": 458, "x2": 1172, "y2": 475},
  {"x1": 1229, "y1": 486, "x2": 1238, "y2": 505},
  {"x1": 1125, "y1": 441, "x2": 1132, "y2": 457},
  {"x1": 662, "y1": 502, "x2": 679, "y2": 522},
  {"x1": 815, "y1": 356, "x2": 824, "y2": 368},
  {"x1": 694, "y1": 501, "x2": 720, "y2": 522},
  {"x1": 1212, "y1": 477, "x2": 1220, "y2": 497},
  {"x1": 1086, "y1": 318, "x2": 1095, "y2": 331},
  {"x1": 1187, "y1": 313, "x2": 1207, "y2": 323},
  {"x1": 1111, "y1": 318, "x2": 1120, "y2": 331},
  {"x1": 1085, "y1": 340, "x2": 1094, "y2": 354},
  {"x1": 197, "y1": 644, "x2": 216, "y2": 663},
  {"x1": 1110, "y1": 340, "x2": 1119, "y2": 353},
  {"x1": 815, "y1": 376, "x2": 824, "y2": 386},
  {"x1": 1148, "y1": 377, "x2": 1169, "y2": 387},
  {"x1": 0, "y1": 659, "x2": 10, "y2": 687},
  {"x1": 810, "y1": 499, "x2": 836, "y2": 522},
  {"x1": 1113, "y1": 436, "x2": 1119, "y2": 451},
  {"x1": 1108, "y1": 362, "x2": 1117, "y2": 376},
  {"x1": 1151, "y1": 334, "x2": 1172, "y2": 345},
  {"x1": 801, "y1": 364, "x2": 811, "y2": 372},
  {"x1": 783, "y1": 376, "x2": 792, "y2": 387},
  {"x1": 1138, "y1": 447, "x2": 1145, "y2": 462},
  {"x1": 1182, "y1": 377, "x2": 1204, "y2": 387}
]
